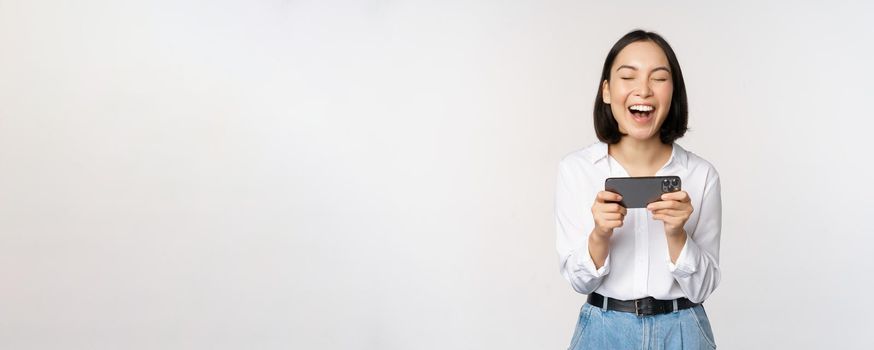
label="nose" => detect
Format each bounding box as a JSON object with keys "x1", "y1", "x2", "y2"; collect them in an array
[{"x1": 635, "y1": 80, "x2": 653, "y2": 98}]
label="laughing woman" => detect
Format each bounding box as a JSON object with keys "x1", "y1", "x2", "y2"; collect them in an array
[{"x1": 555, "y1": 30, "x2": 722, "y2": 349}]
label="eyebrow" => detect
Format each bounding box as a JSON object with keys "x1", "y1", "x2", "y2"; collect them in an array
[{"x1": 616, "y1": 65, "x2": 671, "y2": 74}]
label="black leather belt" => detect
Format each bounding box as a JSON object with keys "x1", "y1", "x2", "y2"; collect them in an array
[{"x1": 587, "y1": 292, "x2": 699, "y2": 316}]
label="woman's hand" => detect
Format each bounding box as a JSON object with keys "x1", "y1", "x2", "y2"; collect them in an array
[
  {"x1": 591, "y1": 191, "x2": 627, "y2": 239},
  {"x1": 647, "y1": 191, "x2": 694, "y2": 236}
]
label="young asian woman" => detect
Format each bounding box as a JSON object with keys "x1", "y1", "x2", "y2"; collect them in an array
[{"x1": 555, "y1": 29, "x2": 722, "y2": 350}]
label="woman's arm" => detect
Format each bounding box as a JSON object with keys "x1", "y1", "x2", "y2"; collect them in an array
[
  {"x1": 667, "y1": 174, "x2": 722, "y2": 303},
  {"x1": 555, "y1": 160, "x2": 615, "y2": 294},
  {"x1": 588, "y1": 190, "x2": 626, "y2": 268},
  {"x1": 588, "y1": 231, "x2": 610, "y2": 269}
]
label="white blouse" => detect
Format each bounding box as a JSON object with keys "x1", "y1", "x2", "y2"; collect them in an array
[{"x1": 555, "y1": 141, "x2": 722, "y2": 303}]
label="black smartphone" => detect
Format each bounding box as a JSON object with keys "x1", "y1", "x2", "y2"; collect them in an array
[{"x1": 604, "y1": 176, "x2": 681, "y2": 208}]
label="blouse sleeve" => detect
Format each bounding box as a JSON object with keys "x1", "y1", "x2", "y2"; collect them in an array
[
  {"x1": 667, "y1": 170, "x2": 722, "y2": 303},
  {"x1": 555, "y1": 159, "x2": 610, "y2": 294}
]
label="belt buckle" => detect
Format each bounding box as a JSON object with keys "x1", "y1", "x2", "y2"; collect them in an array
[{"x1": 634, "y1": 299, "x2": 640, "y2": 316}]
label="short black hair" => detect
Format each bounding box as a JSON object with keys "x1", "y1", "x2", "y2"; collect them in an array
[{"x1": 593, "y1": 29, "x2": 688, "y2": 144}]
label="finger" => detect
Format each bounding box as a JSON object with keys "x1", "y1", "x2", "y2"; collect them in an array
[
  {"x1": 597, "y1": 191, "x2": 623, "y2": 203},
  {"x1": 661, "y1": 191, "x2": 691, "y2": 202},
  {"x1": 604, "y1": 219, "x2": 624, "y2": 228},
  {"x1": 602, "y1": 212, "x2": 624, "y2": 221},
  {"x1": 607, "y1": 203, "x2": 625, "y2": 213},
  {"x1": 646, "y1": 200, "x2": 679, "y2": 211},
  {"x1": 651, "y1": 209, "x2": 686, "y2": 217},
  {"x1": 652, "y1": 213, "x2": 684, "y2": 225},
  {"x1": 651, "y1": 206, "x2": 693, "y2": 218},
  {"x1": 595, "y1": 202, "x2": 624, "y2": 214},
  {"x1": 596, "y1": 220, "x2": 618, "y2": 230}
]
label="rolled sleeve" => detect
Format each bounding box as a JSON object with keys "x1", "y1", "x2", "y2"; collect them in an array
[
  {"x1": 667, "y1": 173, "x2": 722, "y2": 303},
  {"x1": 667, "y1": 235, "x2": 700, "y2": 278},
  {"x1": 577, "y1": 242, "x2": 610, "y2": 277},
  {"x1": 555, "y1": 158, "x2": 609, "y2": 294}
]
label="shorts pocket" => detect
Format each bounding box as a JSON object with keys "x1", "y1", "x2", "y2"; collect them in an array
[
  {"x1": 690, "y1": 305, "x2": 717, "y2": 349},
  {"x1": 568, "y1": 303, "x2": 595, "y2": 350}
]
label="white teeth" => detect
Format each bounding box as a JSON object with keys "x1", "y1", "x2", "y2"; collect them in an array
[{"x1": 629, "y1": 105, "x2": 654, "y2": 112}]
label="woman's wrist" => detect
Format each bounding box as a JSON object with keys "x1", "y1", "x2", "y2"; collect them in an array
[
  {"x1": 665, "y1": 227, "x2": 685, "y2": 238},
  {"x1": 665, "y1": 229, "x2": 687, "y2": 263},
  {"x1": 591, "y1": 227, "x2": 612, "y2": 241},
  {"x1": 588, "y1": 229, "x2": 611, "y2": 269}
]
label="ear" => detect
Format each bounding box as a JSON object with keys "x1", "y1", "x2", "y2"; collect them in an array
[{"x1": 601, "y1": 80, "x2": 611, "y2": 104}]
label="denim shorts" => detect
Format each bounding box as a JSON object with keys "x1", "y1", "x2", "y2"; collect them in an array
[{"x1": 568, "y1": 302, "x2": 717, "y2": 349}]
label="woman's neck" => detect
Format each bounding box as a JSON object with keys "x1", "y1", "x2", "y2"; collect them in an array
[{"x1": 608, "y1": 137, "x2": 673, "y2": 177}]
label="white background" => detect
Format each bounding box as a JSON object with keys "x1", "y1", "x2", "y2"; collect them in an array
[{"x1": 1, "y1": 0, "x2": 873, "y2": 349}]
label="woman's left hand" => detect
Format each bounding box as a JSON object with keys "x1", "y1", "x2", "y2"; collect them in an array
[{"x1": 647, "y1": 191, "x2": 694, "y2": 236}]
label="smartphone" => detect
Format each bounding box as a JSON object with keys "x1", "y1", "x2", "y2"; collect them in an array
[{"x1": 604, "y1": 176, "x2": 681, "y2": 208}]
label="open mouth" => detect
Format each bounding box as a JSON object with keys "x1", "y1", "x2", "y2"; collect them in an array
[{"x1": 628, "y1": 105, "x2": 654, "y2": 122}]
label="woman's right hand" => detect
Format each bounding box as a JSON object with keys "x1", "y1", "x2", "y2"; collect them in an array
[{"x1": 591, "y1": 191, "x2": 627, "y2": 239}]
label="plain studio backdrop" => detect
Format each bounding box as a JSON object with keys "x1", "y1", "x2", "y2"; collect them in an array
[{"x1": 1, "y1": 0, "x2": 873, "y2": 349}]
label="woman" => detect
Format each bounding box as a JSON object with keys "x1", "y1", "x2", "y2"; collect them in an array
[{"x1": 555, "y1": 30, "x2": 722, "y2": 349}]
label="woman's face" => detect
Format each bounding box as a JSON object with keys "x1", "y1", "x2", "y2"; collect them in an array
[{"x1": 602, "y1": 40, "x2": 674, "y2": 142}]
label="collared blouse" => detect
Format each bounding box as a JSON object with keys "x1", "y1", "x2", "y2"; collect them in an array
[{"x1": 555, "y1": 141, "x2": 722, "y2": 303}]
